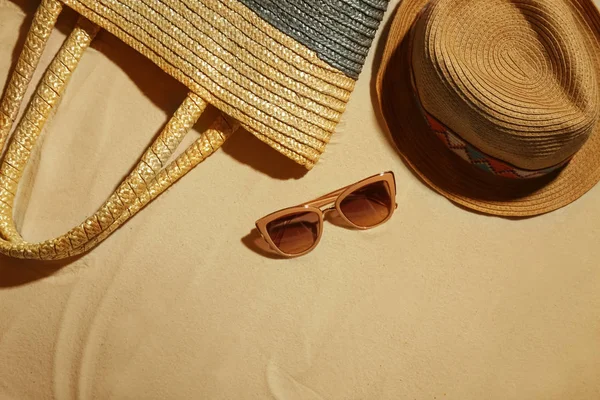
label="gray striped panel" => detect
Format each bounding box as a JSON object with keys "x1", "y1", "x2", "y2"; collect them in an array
[{"x1": 237, "y1": 0, "x2": 389, "y2": 79}]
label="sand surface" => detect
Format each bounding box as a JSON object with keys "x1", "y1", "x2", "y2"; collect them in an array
[{"x1": 1, "y1": 1, "x2": 599, "y2": 398}]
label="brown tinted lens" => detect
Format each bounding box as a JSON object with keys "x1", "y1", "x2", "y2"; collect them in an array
[
  {"x1": 339, "y1": 181, "x2": 393, "y2": 228},
  {"x1": 266, "y1": 211, "x2": 320, "y2": 255}
]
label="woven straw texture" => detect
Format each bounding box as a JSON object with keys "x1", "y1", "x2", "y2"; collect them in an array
[
  {"x1": 0, "y1": 0, "x2": 387, "y2": 259},
  {"x1": 61, "y1": 0, "x2": 388, "y2": 168},
  {"x1": 236, "y1": 0, "x2": 388, "y2": 78},
  {"x1": 0, "y1": 0, "x2": 238, "y2": 259},
  {"x1": 377, "y1": 0, "x2": 600, "y2": 216}
]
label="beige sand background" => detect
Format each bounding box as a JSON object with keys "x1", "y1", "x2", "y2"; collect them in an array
[{"x1": 1, "y1": 0, "x2": 599, "y2": 398}]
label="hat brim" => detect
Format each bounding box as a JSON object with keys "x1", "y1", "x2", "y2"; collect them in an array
[{"x1": 376, "y1": 0, "x2": 600, "y2": 217}]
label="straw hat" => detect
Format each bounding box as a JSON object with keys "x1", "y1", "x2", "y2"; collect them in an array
[{"x1": 376, "y1": 0, "x2": 600, "y2": 216}]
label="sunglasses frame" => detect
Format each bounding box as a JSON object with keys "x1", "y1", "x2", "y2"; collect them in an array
[{"x1": 255, "y1": 171, "x2": 397, "y2": 257}]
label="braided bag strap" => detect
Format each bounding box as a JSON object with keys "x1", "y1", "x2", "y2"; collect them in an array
[{"x1": 0, "y1": 0, "x2": 237, "y2": 260}]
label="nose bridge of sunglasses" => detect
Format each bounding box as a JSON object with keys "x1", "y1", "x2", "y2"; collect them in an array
[
  {"x1": 304, "y1": 186, "x2": 347, "y2": 209},
  {"x1": 305, "y1": 196, "x2": 338, "y2": 212},
  {"x1": 320, "y1": 203, "x2": 337, "y2": 213}
]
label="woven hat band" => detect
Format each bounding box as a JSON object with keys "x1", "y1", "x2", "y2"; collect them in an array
[{"x1": 421, "y1": 111, "x2": 572, "y2": 179}]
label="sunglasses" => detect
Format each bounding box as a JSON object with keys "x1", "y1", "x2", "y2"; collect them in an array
[{"x1": 255, "y1": 172, "x2": 397, "y2": 257}]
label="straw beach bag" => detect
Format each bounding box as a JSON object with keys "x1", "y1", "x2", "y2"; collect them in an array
[{"x1": 0, "y1": 0, "x2": 388, "y2": 259}]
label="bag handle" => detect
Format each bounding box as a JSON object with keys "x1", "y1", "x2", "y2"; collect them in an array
[{"x1": 0, "y1": 0, "x2": 238, "y2": 260}]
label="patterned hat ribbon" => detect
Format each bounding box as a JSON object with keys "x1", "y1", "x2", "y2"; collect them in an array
[{"x1": 420, "y1": 112, "x2": 572, "y2": 179}]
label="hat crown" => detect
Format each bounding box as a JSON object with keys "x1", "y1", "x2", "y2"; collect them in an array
[{"x1": 412, "y1": 0, "x2": 600, "y2": 170}]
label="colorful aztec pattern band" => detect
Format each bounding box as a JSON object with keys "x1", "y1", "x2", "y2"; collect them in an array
[
  {"x1": 61, "y1": 0, "x2": 389, "y2": 169},
  {"x1": 423, "y1": 113, "x2": 572, "y2": 179}
]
